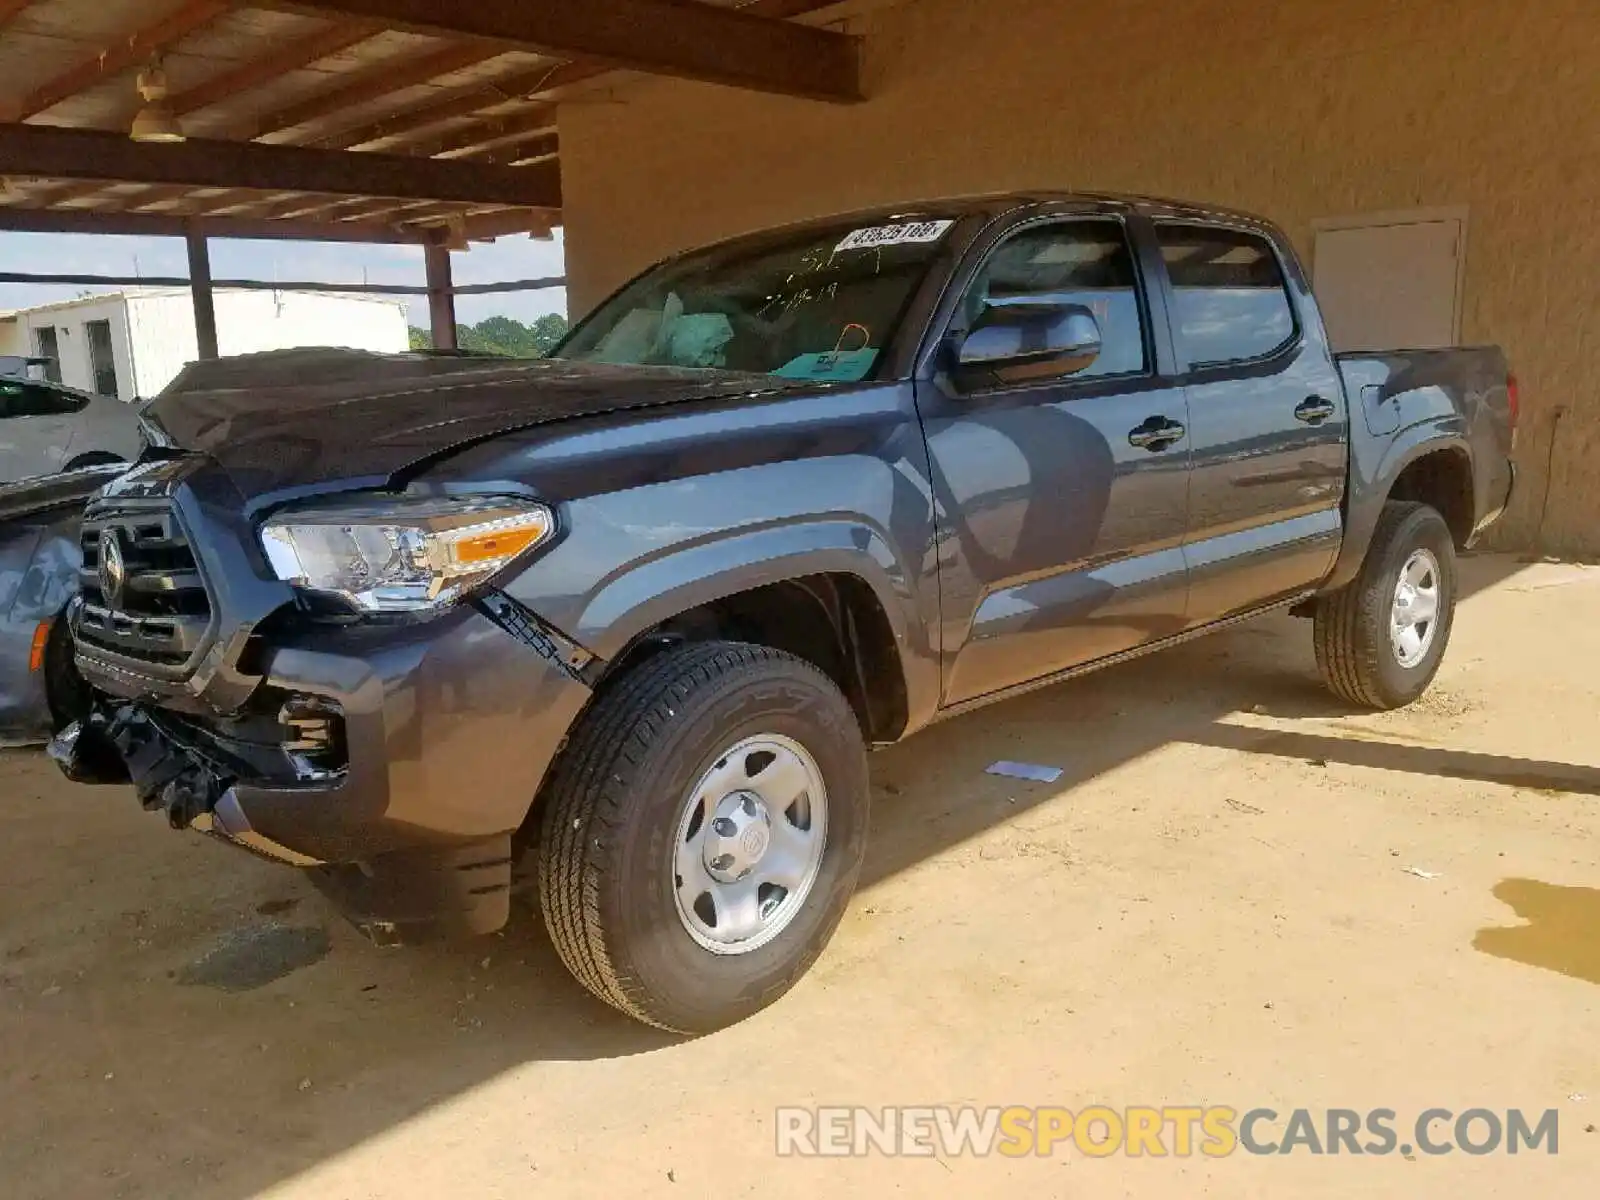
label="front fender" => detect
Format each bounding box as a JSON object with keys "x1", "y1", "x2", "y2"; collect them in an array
[
  {"x1": 631, "y1": 511, "x2": 925, "y2": 642},
  {"x1": 498, "y1": 458, "x2": 942, "y2": 732},
  {"x1": 600, "y1": 521, "x2": 937, "y2": 733}
]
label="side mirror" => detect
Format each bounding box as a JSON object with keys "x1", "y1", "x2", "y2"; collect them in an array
[{"x1": 953, "y1": 298, "x2": 1102, "y2": 387}]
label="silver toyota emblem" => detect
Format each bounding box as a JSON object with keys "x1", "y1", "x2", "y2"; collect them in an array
[{"x1": 98, "y1": 528, "x2": 127, "y2": 609}]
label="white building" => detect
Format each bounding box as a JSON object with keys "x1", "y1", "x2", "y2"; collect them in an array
[{"x1": 0, "y1": 289, "x2": 410, "y2": 400}]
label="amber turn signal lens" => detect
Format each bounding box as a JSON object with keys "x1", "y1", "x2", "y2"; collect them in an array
[
  {"x1": 451, "y1": 525, "x2": 545, "y2": 566},
  {"x1": 28, "y1": 620, "x2": 51, "y2": 673}
]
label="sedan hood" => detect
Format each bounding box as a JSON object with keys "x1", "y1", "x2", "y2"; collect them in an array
[{"x1": 141, "y1": 348, "x2": 806, "y2": 495}]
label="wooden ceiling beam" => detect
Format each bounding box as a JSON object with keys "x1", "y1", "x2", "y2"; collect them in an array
[
  {"x1": 459, "y1": 131, "x2": 559, "y2": 168},
  {"x1": 249, "y1": 42, "x2": 504, "y2": 140},
  {"x1": 0, "y1": 205, "x2": 435, "y2": 243},
  {"x1": 6, "y1": 0, "x2": 233, "y2": 121},
  {"x1": 420, "y1": 106, "x2": 557, "y2": 160},
  {"x1": 170, "y1": 18, "x2": 385, "y2": 117},
  {"x1": 159, "y1": 188, "x2": 294, "y2": 216},
  {"x1": 429, "y1": 207, "x2": 557, "y2": 241},
  {"x1": 11, "y1": 18, "x2": 388, "y2": 211},
  {"x1": 253, "y1": 192, "x2": 407, "y2": 221},
  {"x1": 327, "y1": 197, "x2": 439, "y2": 222},
  {"x1": 310, "y1": 0, "x2": 839, "y2": 152},
  {"x1": 277, "y1": 0, "x2": 861, "y2": 102},
  {"x1": 0, "y1": 0, "x2": 36, "y2": 32},
  {"x1": 0, "y1": 122, "x2": 562, "y2": 207},
  {"x1": 11, "y1": 180, "x2": 106, "y2": 209},
  {"x1": 319, "y1": 60, "x2": 598, "y2": 150}
]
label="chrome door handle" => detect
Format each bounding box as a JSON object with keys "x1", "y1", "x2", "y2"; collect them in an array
[
  {"x1": 1128, "y1": 418, "x2": 1186, "y2": 450},
  {"x1": 1295, "y1": 396, "x2": 1337, "y2": 424}
]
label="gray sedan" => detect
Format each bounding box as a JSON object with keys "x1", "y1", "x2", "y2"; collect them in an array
[{"x1": 0, "y1": 374, "x2": 146, "y2": 483}]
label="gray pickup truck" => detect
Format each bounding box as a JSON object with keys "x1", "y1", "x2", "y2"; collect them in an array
[{"x1": 53, "y1": 193, "x2": 1515, "y2": 1033}]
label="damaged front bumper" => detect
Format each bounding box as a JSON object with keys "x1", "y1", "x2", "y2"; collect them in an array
[
  {"x1": 50, "y1": 704, "x2": 322, "y2": 865},
  {"x1": 56, "y1": 599, "x2": 596, "y2": 943}
]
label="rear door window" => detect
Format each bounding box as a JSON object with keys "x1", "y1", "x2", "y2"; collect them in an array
[
  {"x1": 1156, "y1": 225, "x2": 1296, "y2": 366},
  {"x1": 0, "y1": 382, "x2": 89, "y2": 417}
]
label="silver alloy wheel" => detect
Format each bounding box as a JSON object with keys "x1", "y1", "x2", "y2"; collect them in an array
[
  {"x1": 1390, "y1": 547, "x2": 1442, "y2": 668},
  {"x1": 672, "y1": 733, "x2": 828, "y2": 955}
]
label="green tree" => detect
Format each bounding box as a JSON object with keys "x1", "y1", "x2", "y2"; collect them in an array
[
  {"x1": 529, "y1": 312, "x2": 569, "y2": 354},
  {"x1": 409, "y1": 314, "x2": 569, "y2": 357}
]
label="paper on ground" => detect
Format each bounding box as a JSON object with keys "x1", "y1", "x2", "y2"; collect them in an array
[{"x1": 986, "y1": 760, "x2": 1063, "y2": 783}]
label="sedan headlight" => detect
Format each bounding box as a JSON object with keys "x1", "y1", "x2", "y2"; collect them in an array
[{"x1": 260, "y1": 495, "x2": 555, "y2": 613}]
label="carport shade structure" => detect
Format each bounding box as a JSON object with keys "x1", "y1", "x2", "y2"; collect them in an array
[{"x1": 0, "y1": 0, "x2": 860, "y2": 349}]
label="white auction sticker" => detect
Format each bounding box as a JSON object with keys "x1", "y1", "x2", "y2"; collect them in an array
[{"x1": 834, "y1": 219, "x2": 954, "y2": 253}]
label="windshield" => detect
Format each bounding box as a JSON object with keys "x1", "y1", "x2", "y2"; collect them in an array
[{"x1": 552, "y1": 217, "x2": 961, "y2": 383}]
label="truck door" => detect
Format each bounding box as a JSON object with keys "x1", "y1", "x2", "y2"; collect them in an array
[
  {"x1": 1148, "y1": 221, "x2": 1348, "y2": 626},
  {"x1": 918, "y1": 215, "x2": 1192, "y2": 707}
]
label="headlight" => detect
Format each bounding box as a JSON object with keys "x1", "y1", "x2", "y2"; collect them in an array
[{"x1": 260, "y1": 495, "x2": 554, "y2": 613}]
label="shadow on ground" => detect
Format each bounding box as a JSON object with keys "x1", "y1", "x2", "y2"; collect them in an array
[{"x1": 1, "y1": 554, "x2": 1565, "y2": 1198}]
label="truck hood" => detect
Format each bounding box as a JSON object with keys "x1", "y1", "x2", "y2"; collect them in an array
[{"x1": 140, "y1": 348, "x2": 809, "y2": 495}]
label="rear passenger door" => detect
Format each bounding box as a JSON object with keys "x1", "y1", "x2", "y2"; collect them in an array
[
  {"x1": 1150, "y1": 222, "x2": 1348, "y2": 627},
  {"x1": 919, "y1": 214, "x2": 1193, "y2": 706}
]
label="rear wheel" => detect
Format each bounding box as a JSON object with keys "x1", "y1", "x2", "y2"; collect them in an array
[
  {"x1": 1314, "y1": 501, "x2": 1457, "y2": 709},
  {"x1": 537, "y1": 641, "x2": 869, "y2": 1033}
]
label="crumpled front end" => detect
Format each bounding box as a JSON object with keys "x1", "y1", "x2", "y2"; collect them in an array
[{"x1": 54, "y1": 457, "x2": 596, "y2": 943}]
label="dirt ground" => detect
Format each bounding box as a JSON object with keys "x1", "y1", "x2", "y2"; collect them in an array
[{"x1": 2, "y1": 554, "x2": 1597, "y2": 1199}]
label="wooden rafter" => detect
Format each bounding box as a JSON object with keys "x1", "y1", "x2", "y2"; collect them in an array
[
  {"x1": 265, "y1": 194, "x2": 420, "y2": 221},
  {"x1": 7, "y1": 0, "x2": 233, "y2": 121},
  {"x1": 0, "y1": 123, "x2": 562, "y2": 207},
  {"x1": 82, "y1": 37, "x2": 505, "y2": 215},
  {"x1": 0, "y1": 204, "x2": 443, "y2": 243},
  {"x1": 171, "y1": 18, "x2": 384, "y2": 116},
  {"x1": 5, "y1": 17, "x2": 384, "y2": 212},
  {"x1": 323, "y1": 60, "x2": 599, "y2": 150},
  {"x1": 0, "y1": 0, "x2": 35, "y2": 31},
  {"x1": 150, "y1": 188, "x2": 288, "y2": 216},
  {"x1": 325, "y1": 197, "x2": 436, "y2": 222},
  {"x1": 431, "y1": 208, "x2": 556, "y2": 240},
  {"x1": 423, "y1": 106, "x2": 557, "y2": 160},
  {"x1": 250, "y1": 42, "x2": 503, "y2": 140},
  {"x1": 3, "y1": 0, "x2": 851, "y2": 232},
  {"x1": 45, "y1": 19, "x2": 390, "y2": 212},
  {"x1": 459, "y1": 131, "x2": 559, "y2": 168},
  {"x1": 315, "y1": 0, "x2": 839, "y2": 152},
  {"x1": 278, "y1": 0, "x2": 861, "y2": 102}
]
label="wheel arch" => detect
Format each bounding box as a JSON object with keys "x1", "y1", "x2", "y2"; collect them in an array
[
  {"x1": 569, "y1": 520, "x2": 939, "y2": 741},
  {"x1": 1327, "y1": 433, "x2": 1474, "y2": 592},
  {"x1": 62, "y1": 451, "x2": 126, "y2": 472}
]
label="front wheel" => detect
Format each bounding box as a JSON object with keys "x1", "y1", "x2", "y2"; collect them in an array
[
  {"x1": 1314, "y1": 501, "x2": 1458, "y2": 709},
  {"x1": 536, "y1": 641, "x2": 869, "y2": 1033}
]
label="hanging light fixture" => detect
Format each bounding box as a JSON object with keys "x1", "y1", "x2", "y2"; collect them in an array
[{"x1": 131, "y1": 61, "x2": 185, "y2": 144}]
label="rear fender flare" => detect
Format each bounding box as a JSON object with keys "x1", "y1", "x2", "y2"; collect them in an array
[{"x1": 1328, "y1": 425, "x2": 1471, "y2": 591}]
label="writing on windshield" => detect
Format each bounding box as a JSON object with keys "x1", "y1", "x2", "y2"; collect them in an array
[{"x1": 553, "y1": 219, "x2": 958, "y2": 383}]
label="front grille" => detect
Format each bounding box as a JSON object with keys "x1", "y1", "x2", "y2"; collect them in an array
[{"x1": 78, "y1": 505, "x2": 212, "y2": 668}]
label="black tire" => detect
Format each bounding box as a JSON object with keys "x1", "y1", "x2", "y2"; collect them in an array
[
  {"x1": 1314, "y1": 501, "x2": 1457, "y2": 709},
  {"x1": 44, "y1": 616, "x2": 92, "y2": 730},
  {"x1": 536, "y1": 641, "x2": 869, "y2": 1034}
]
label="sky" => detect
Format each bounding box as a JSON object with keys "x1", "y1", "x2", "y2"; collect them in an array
[{"x1": 0, "y1": 228, "x2": 568, "y2": 328}]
